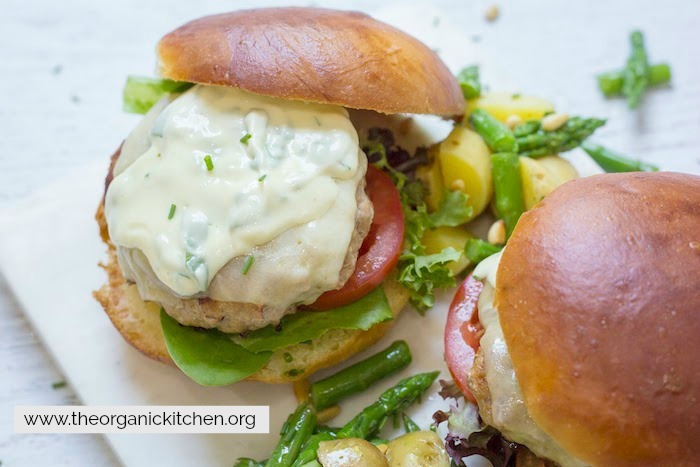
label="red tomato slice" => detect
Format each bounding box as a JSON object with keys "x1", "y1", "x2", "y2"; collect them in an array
[
  {"x1": 445, "y1": 274, "x2": 484, "y2": 403},
  {"x1": 309, "y1": 165, "x2": 404, "y2": 310}
]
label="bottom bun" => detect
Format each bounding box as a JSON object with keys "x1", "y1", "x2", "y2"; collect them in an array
[{"x1": 93, "y1": 204, "x2": 409, "y2": 384}]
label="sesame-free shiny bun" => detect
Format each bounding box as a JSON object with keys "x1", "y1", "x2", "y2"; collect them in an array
[
  {"x1": 157, "y1": 8, "x2": 464, "y2": 116},
  {"x1": 495, "y1": 172, "x2": 700, "y2": 466}
]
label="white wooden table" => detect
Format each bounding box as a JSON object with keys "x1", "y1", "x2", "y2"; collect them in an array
[{"x1": 2, "y1": 0, "x2": 699, "y2": 465}]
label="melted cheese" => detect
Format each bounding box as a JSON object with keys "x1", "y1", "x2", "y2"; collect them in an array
[
  {"x1": 474, "y1": 252, "x2": 587, "y2": 467},
  {"x1": 105, "y1": 85, "x2": 363, "y2": 303}
]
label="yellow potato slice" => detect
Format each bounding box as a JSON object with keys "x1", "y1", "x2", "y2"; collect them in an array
[
  {"x1": 519, "y1": 155, "x2": 578, "y2": 209},
  {"x1": 436, "y1": 126, "x2": 492, "y2": 219},
  {"x1": 537, "y1": 155, "x2": 579, "y2": 181},
  {"x1": 422, "y1": 226, "x2": 472, "y2": 275},
  {"x1": 466, "y1": 92, "x2": 554, "y2": 123}
]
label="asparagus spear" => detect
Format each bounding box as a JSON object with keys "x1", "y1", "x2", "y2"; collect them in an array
[
  {"x1": 293, "y1": 372, "x2": 437, "y2": 465},
  {"x1": 491, "y1": 153, "x2": 525, "y2": 238},
  {"x1": 465, "y1": 239, "x2": 503, "y2": 264},
  {"x1": 291, "y1": 432, "x2": 337, "y2": 467},
  {"x1": 597, "y1": 63, "x2": 671, "y2": 97},
  {"x1": 337, "y1": 371, "x2": 439, "y2": 439},
  {"x1": 470, "y1": 109, "x2": 519, "y2": 153},
  {"x1": 369, "y1": 437, "x2": 389, "y2": 445},
  {"x1": 310, "y1": 341, "x2": 412, "y2": 411},
  {"x1": 512, "y1": 120, "x2": 540, "y2": 138},
  {"x1": 403, "y1": 413, "x2": 421, "y2": 433},
  {"x1": 235, "y1": 459, "x2": 265, "y2": 467},
  {"x1": 622, "y1": 31, "x2": 651, "y2": 109},
  {"x1": 266, "y1": 402, "x2": 316, "y2": 467},
  {"x1": 581, "y1": 142, "x2": 659, "y2": 173},
  {"x1": 515, "y1": 117, "x2": 606, "y2": 159},
  {"x1": 457, "y1": 66, "x2": 481, "y2": 99},
  {"x1": 313, "y1": 426, "x2": 340, "y2": 436}
]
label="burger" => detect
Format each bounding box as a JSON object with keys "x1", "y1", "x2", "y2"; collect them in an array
[
  {"x1": 94, "y1": 8, "x2": 464, "y2": 385},
  {"x1": 443, "y1": 172, "x2": 700, "y2": 466}
]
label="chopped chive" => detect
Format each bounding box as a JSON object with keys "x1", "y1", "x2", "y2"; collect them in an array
[
  {"x1": 286, "y1": 369, "x2": 303, "y2": 377},
  {"x1": 242, "y1": 255, "x2": 255, "y2": 275},
  {"x1": 240, "y1": 133, "x2": 252, "y2": 144},
  {"x1": 203, "y1": 155, "x2": 214, "y2": 171},
  {"x1": 283, "y1": 352, "x2": 293, "y2": 363},
  {"x1": 52, "y1": 381, "x2": 67, "y2": 389},
  {"x1": 258, "y1": 174, "x2": 267, "y2": 182},
  {"x1": 168, "y1": 204, "x2": 176, "y2": 220}
]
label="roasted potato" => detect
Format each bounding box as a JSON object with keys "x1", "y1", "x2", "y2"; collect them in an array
[
  {"x1": 435, "y1": 126, "x2": 492, "y2": 219},
  {"x1": 317, "y1": 438, "x2": 389, "y2": 467},
  {"x1": 422, "y1": 226, "x2": 472, "y2": 275},
  {"x1": 519, "y1": 156, "x2": 578, "y2": 209},
  {"x1": 537, "y1": 155, "x2": 579, "y2": 182},
  {"x1": 385, "y1": 430, "x2": 450, "y2": 467},
  {"x1": 466, "y1": 92, "x2": 554, "y2": 123}
]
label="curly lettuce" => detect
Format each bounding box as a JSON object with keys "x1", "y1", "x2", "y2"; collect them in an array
[
  {"x1": 123, "y1": 76, "x2": 193, "y2": 114},
  {"x1": 364, "y1": 129, "x2": 472, "y2": 313},
  {"x1": 433, "y1": 395, "x2": 520, "y2": 467}
]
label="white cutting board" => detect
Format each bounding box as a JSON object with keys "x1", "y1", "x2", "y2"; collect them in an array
[{"x1": 0, "y1": 3, "x2": 687, "y2": 467}]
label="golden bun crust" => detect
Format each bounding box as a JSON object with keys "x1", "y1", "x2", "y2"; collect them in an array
[
  {"x1": 495, "y1": 172, "x2": 700, "y2": 466},
  {"x1": 157, "y1": 8, "x2": 464, "y2": 116},
  {"x1": 94, "y1": 204, "x2": 409, "y2": 384}
]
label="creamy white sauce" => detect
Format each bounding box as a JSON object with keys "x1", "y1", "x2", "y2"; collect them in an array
[
  {"x1": 105, "y1": 85, "x2": 362, "y2": 299},
  {"x1": 475, "y1": 251, "x2": 587, "y2": 467}
]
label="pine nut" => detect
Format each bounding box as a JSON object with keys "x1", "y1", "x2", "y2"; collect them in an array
[
  {"x1": 506, "y1": 114, "x2": 522, "y2": 129},
  {"x1": 541, "y1": 113, "x2": 569, "y2": 131},
  {"x1": 485, "y1": 5, "x2": 500, "y2": 22},
  {"x1": 487, "y1": 219, "x2": 506, "y2": 245}
]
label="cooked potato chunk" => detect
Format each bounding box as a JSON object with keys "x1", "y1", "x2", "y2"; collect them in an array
[
  {"x1": 436, "y1": 126, "x2": 492, "y2": 219},
  {"x1": 537, "y1": 155, "x2": 579, "y2": 182},
  {"x1": 422, "y1": 226, "x2": 472, "y2": 275},
  {"x1": 466, "y1": 92, "x2": 554, "y2": 123},
  {"x1": 519, "y1": 156, "x2": 578, "y2": 209},
  {"x1": 385, "y1": 431, "x2": 450, "y2": 467},
  {"x1": 317, "y1": 438, "x2": 389, "y2": 467}
]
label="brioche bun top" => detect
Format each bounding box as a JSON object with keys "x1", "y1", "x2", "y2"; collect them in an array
[
  {"x1": 495, "y1": 172, "x2": 700, "y2": 466},
  {"x1": 156, "y1": 7, "x2": 464, "y2": 116}
]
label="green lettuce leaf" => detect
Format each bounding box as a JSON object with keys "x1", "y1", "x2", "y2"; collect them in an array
[
  {"x1": 429, "y1": 190, "x2": 472, "y2": 227},
  {"x1": 364, "y1": 133, "x2": 472, "y2": 313},
  {"x1": 401, "y1": 189, "x2": 471, "y2": 312},
  {"x1": 160, "y1": 309, "x2": 272, "y2": 386},
  {"x1": 234, "y1": 287, "x2": 392, "y2": 353},
  {"x1": 123, "y1": 76, "x2": 193, "y2": 114},
  {"x1": 398, "y1": 247, "x2": 462, "y2": 312},
  {"x1": 465, "y1": 238, "x2": 503, "y2": 265}
]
